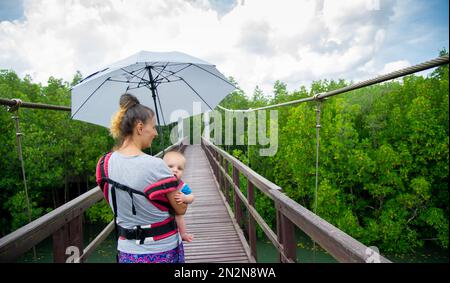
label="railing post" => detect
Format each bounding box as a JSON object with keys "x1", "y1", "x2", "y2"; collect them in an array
[
  {"x1": 247, "y1": 180, "x2": 257, "y2": 260},
  {"x1": 212, "y1": 149, "x2": 218, "y2": 178},
  {"x1": 52, "y1": 215, "x2": 83, "y2": 263},
  {"x1": 276, "y1": 205, "x2": 296, "y2": 263},
  {"x1": 218, "y1": 155, "x2": 224, "y2": 192},
  {"x1": 214, "y1": 150, "x2": 219, "y2": 179},
  {"x1": 232, "y1": 166, "x2": 243, "y2": 227},
  {"x1": 224, "y1": 159, "x2": 230, "y2": 203}
]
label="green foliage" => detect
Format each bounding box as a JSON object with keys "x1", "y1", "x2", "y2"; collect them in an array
[
  {"x1": 218, "y1": 55, "x2": 449, "y2": 255},
  {"x1": 0, "y1": 70, "x2": 115, "y2": 236},
  {"x1": 1, "y1": 52, "x2": 448, "y2": 257},
  {"x1": 85, "y1": 201, "x2": 113, "y2": 223},
  {"x1": 3, "y1": 191, "x2": 51, "y2": 231}
]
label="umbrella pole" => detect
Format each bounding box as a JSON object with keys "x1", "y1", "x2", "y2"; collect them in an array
[
  {"x1": 152, "y1": 92, "x2": 165, "y2": 156},
  {"x1": 147, "y1": 67, "x2": 165, "y2": 157}
]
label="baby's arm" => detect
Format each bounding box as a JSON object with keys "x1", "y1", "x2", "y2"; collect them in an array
[
  {"x1": 183, "y1": 194, "x2": 194, "y2": 204},
  {"x1": 174, "y1": 192, "x2": 194, "y2": 204}
]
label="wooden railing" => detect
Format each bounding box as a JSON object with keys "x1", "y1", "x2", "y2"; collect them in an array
[
  {"x1": 201, "y1": 137, "x2": 391, "y2": 263},
  {"x1": 0, "y1": 139, "x2": 187, "y2": 263}
]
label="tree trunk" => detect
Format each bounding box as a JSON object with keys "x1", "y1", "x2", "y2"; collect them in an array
[{"x1": 52, "y1": 187, "x2": 57, "y2": 209}]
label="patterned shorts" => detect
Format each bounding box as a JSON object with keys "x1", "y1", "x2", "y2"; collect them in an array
[{"x1": 118, "y1": 243, "x2": 185, "y2": 263}]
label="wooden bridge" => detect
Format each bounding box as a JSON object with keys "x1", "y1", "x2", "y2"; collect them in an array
[
  {"x1": 0, "y1": 138, "x2": 391, "y2": 263},
  {"x1": 1, "y1": 55, "x2": 448, "y2": 263},
  {"x1": 183, "y1": 144, "x2": 252, "y2": 263}
]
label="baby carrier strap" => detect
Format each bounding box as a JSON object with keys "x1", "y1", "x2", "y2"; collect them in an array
[
  {"x1": 96, "y1": 152, "x2": 113, "y2": 204},
  {"x1": 117, "y1": 217, "x2": 178, "y2": 244},
  {"x1": 95, "y1": 152, "x2": 181, "y2": 246},
  {"x1": 144, "y1": 177, "x2": 184, "y2": 211}
]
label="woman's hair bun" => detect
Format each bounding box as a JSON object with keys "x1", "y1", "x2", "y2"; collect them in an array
[{"x1": 119, "y1": 93, "x2": 140, "y2": 110}]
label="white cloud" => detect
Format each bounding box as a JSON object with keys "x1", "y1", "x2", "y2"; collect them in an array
[
  {"x1": 0, "y1": 0, "x2": 411, "y2": 97},
  {"x1": 380, "y1": 60, "x2": 411, "y2": 74}
]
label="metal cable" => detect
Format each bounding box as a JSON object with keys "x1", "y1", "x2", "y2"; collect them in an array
[{"x1": 218, "y1": 55, "x2": 449, "y2": 112}]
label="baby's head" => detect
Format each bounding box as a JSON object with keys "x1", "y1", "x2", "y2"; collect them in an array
[{"x1": 163, "y1": 151, "x2": 186, "y2": 180}]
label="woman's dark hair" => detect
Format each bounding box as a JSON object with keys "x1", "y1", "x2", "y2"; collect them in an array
[{"x1": 110, "y1": 93, "x2": 155, "y2": 147}]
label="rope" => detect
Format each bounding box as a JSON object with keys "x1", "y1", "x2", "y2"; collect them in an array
[
  {"x1": 11, "y1": 108, "x2": 37, "y2": 261},
  {"x1": 12, "y1": 98, "x2": 23, "y2": 107},
  {"x1": 314, "y1": 101, "x2": 321, "y2": 215},
  {"x1": 217, "y1": 55, "x2": 449, "y2": 113},
  {"x1": 312, "y1": 100, "x2": 322, "y2": 261},
  {"x1": 0, "y1": 98, "x2": 70, "y2": 111}
]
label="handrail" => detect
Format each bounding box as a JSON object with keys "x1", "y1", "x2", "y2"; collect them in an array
[
  {"x1": 0, "y1": 138, "x2": 187, "y2": 263},
  {"x1": 79, "y1": 220, "x2": 115, "y2": 262},
  {"x1": 0, "y1": 98, "x2": 71, "y2": 111},
  {"x1": 0, "y1": 187, "x2": 102, "y2": 262},
  {"x1": 203, "y1": 139, "x2": 282, "y2": 195},
  {"x1": 202, "y1": 137, "x2": 391, "y2": 263}
]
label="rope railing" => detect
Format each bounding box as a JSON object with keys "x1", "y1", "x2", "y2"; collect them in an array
[
  {"x1": 217, "y1": 55, "x2": 449, "y2": 112},
  {"x1": 0, "y1": 98, "x2": 71, "y2": 111}
]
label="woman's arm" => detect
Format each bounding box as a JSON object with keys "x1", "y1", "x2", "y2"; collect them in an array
[{"x1": 167, "y1": 190, "x2": 187, "y2": 215}]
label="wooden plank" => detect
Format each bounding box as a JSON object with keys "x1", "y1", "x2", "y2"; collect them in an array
[
  {"x1": 185, "y1": 225, "x2": 236, "y2": 230},
  {"x1": 247, "y1": 180, "x2": 257, "y2": 260},
  {"x1": 185, "y1": 249, "x2": 248, "y2": 256},
  {"x1": 183, "y1": 239, "x2": 243, "y2": 246},
  {"x1": 182, "y1": 145, "x2": 251, "y2": 263},
  {"x1": 276, "y1": 204, "x2": 297, "y2": 263},
  {"x1": 208, "y1": 158, "x2": 256, "y2": 263},
  {"x1": 52, "y1": 214, "x2": 84, "y2": 263},
  {"x1": 80, "y1": 220, "x2": 114, "y2": 263},
  {"x1": 188, "y1": 257, "x2": 250, "y2": 263},
  {"x1": 184, "y1": 243, "x2": 245, "y2": 250},
  {"x1": 232, "y1": 166, "x2": 243, "y2": 227},
  {"x1": 187, "y1": 235, "x2": 240, "y2": 240},
  {"x1": 186, "y1": 253, "x2": 248, "y2": 260}
]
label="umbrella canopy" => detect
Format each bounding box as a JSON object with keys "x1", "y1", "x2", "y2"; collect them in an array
[{"x1": 71, "y1": 51, "x2": 235, "y2": 127}]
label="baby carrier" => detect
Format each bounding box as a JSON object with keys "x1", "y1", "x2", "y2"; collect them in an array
[{"x1": 96, "y1": 152, "x2": 183, "y2": 252}]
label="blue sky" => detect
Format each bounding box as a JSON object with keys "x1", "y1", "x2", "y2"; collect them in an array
[
  {"x1": 0, "y1": 0, "x2": 24, "y2": 21},
  {"x1": 0, "y1": 0, "x2": 448, "y2": 96},
  {"x1": 376, "y1": 0, "x2": 449, "y2": 67}
]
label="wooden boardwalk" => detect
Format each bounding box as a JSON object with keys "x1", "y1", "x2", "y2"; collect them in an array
[{"x1": 182, "y1": 145, "x2": 253, "y2": 263}]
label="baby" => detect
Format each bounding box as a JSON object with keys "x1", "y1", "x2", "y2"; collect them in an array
[{"x1": 163, "y1": 151, "x2": 194, "y2": 242}]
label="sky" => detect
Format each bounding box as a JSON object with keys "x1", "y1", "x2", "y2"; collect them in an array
[{"x1": 0, "y1": 0, "x2": 448, "y2": 97}]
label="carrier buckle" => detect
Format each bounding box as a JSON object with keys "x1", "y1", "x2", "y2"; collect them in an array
[{"x1": 133, "y1": 225, "x2": 145, "y2": 245}]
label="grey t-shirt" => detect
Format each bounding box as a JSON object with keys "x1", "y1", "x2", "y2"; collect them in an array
[{"x1": 107, "y1": 151, "x2": 181, "y2": 254}]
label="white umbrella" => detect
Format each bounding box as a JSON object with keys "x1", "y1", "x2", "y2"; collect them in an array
[{"x1": 71, "y1": 51, "x2": 235, "y2": 128}]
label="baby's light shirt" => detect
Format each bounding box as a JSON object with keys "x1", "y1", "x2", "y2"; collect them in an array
[{"x1": 181, "y1": 183, "x2": 192, "y2": 195}]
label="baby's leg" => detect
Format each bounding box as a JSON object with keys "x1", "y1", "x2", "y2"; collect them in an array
[{"x1": 175, "y1": 215, "x2": 194, "y2": 242}]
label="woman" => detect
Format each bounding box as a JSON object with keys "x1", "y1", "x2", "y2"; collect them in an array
[{"x1": 96, "y1": 93, "x2": 187, "y2": 263}]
